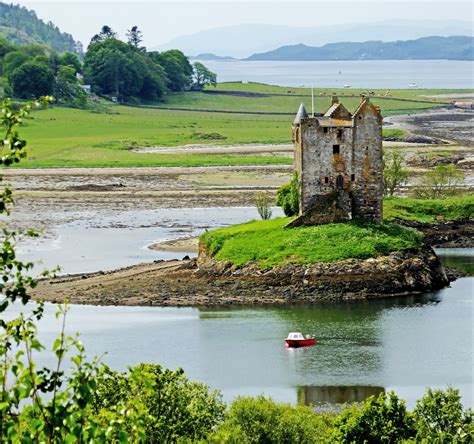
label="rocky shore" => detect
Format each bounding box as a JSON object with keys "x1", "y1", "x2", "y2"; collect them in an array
[{"x1": 33, "y1": 244, "x2": 449, "y2": 307}]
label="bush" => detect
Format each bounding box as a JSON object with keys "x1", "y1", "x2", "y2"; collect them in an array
[
  {"x1": 332, "y1": 391, "x2": 416, "y2": 443},
  {"x1": 255, "y1": 192, "x2": 273, "y2": 220},
  {"x1": 414, "y1": 387, "x2": 473, "y2": 442},
  {"x1": 413, "y1": 164, "x2": 465, "y2": 199},
  {"x1": 276, "y1": 171, "x2": 299, "y2": 216},
  {"x1": 209, "y1": 396, "x2": 335, "y2": 443},
  {"x1": 93, "y1": 363, "x2": 226, "y2": 442}
]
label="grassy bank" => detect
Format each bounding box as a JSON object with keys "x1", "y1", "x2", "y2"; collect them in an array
[
  {"x1": 13, "y1": 83, "x2": 472, "y2": 168},
  {"x1": 200, "y1": 219, "x2": 422, "y2": 267},
  {"x1": 384, "y1": 195, "x2": 474, "y2": 222}
]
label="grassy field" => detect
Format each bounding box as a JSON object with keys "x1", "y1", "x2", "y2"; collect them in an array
[
  {"x1": 12, "y1": 82, "x2": 472, "y2": 168},
  {"x1": 200, "y1": 218, "x2": 422, "y2": 267},
  {"x1": 384, "y1": 195, "x2": 474, "y2": 222}
]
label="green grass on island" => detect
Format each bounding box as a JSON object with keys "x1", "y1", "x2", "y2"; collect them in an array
[
  {"x1": 384, "y1": 194, "x2": 474, "y2": 223},
  {"x1": 200, "y1": 195, "x2": 473, "y2": 267},
  {"x1": 200, "y1": 219, "x2": 423, "y2": 268}
]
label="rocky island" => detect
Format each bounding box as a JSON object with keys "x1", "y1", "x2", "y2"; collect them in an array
[{"x1": 32, "y1": 97, "x2": 456, "y2": 307}]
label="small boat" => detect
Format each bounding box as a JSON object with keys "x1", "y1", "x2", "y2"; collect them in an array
[{"x1": 285, "y1": 332, "x2": 316, "y2": 348}]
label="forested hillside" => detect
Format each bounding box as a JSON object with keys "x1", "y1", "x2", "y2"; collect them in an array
[{"x1": 0, "y1": 2, "x2": 82, "y2": 55}]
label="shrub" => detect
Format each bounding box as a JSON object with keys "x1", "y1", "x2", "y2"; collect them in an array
[
  {"x1": 255, "y1": 192, "x2": 273, "y2": 220},
  {"x1": 413, "y1": 164, "x2": 465, "y2": 199},
  {"x1": 209, "y1": 396, "x2": 335, "y2": 444},
  {"x1": 413, "y1": 387, "x2": 473, "y2": 443},
  {"x1": 93, "y1": 363, "x2": 226, "y2": 442},
  {"x1": 383, "y1": 149, "x2": 410, "y2": 196},
  {"x1": 276, "y1": 171, "x2": 299, "y2": 216},
  {"x1": 332, "y1": 391, "x2": 416, "y2": 443}
]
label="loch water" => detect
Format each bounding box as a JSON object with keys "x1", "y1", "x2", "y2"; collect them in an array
[
  {"x1": 11, "y1": 206, "x2": 474, "y2": 409},
  {"x1": 7, "y1": 251, "x2": 473, "y2": 410}
]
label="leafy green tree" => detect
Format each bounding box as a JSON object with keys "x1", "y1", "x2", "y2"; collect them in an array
[
  {"x1": 209, "y1": 396, "x2": 335, "y2": 443},
  {"x1": 127, "y1": 25, "x2": 144, "y2": 49},
  {"x1": 59, "y1": 51, "x2": 82, "y2": 74},
  {"x1": 193, "y1": 61, "x2": 217, "y2": 89},
  {"x1": 332, "y1": 391, "x2": 416, "y2": 443},
  {"x1": 54, "y1": 65, "x2": 87, "y2": 107},
  {"x1": 383, "y1": 149, "x2": 410, "y2": 196},
  {"x1": 93, "y1": 363, "x2": 225, "y2": 442},
  {"x1": 414, "y1": 387, "x2": 473, "y2": 442},
  {"x1": 10, "y1": 60, "x2": 54, "y2": 98},
  {"x1": 413, "y1": 164, "x2": 465, "y2": 199},
  {"x1": 276, "y1": 171, "x2": 300, "y2": 216},
  {"x1": 2, "y1": 50, "x2": 29, "y2": 78},
  {"x1": 151, "y1": 49, "x2": 193, "y2": 92}
]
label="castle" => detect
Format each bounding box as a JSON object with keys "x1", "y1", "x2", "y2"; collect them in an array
[{"x1": 290, "y1": 96, "x2": 383, "y2": 225}]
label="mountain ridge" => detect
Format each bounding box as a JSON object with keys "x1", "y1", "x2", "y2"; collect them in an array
[
  {"x1": 155, "y1": 20, "x2": 474, "y2": 58},
  {"x1": 245, "y1": 36, "x2": 474, "y2": 61}
]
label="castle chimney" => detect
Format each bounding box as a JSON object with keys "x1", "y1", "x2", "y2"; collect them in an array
[{"x1": 331, "y1": 95, "x2": 339, "y2": 104}]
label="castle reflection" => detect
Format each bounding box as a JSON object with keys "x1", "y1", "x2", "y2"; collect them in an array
[{"x1": 297, "y1": 385, "x2": 385, "y2": 406}]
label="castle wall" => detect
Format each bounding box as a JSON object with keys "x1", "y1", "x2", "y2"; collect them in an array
[
  {"x1": 351, "y1": 108, "x2": 383, "y2": 221},
  {"x1": 299, "y1": 121, "x2": 354, "y2": 215}
]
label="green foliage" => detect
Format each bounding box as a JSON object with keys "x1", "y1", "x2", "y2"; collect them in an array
[
  {"x1": 413, "y1": 387, "x2": 474, "y2": 442},
  {"x1": 383, "y1": 149, "x2": 410, "y2": 196},
  {"x1": 193, "y1": 61, "x2": 217, "y2": 89},
  {"x1": 10, "y1": 60, "x2": 55, "y2": 98},
  {"x1": 94, "y1": 363, "x2": 226, "y2": 442},
  {"x1": 384, "y1": 194, "x2": 474, "y2": 222},
  {"x1": 150, "y1": 49, "x2": 194, "y2": 92},
  {"x1": 84, "y1": 37, "x2": 168, "y2": 100},
  {"x1": 332, "y1": 391, "x2": 416, "y2": 443},
  {"x1": 276, "y1": 171, "x2": 300, "y2": 216},
  {"x1": 0, "y1": 3, "x2": 82, "y2": 54},
  {"x1": 209, "y1": 396, "x2": 335, "y2": 444},
  {"x1": 255, "y1": 192, "x2": 273, "y2": 220},
  {"x1": 413, "y1": 164, "x2": 465, "y2": 199},
  {"x1": 200, "y1": 218, "x2": 423, "y2": 267},
  {"x1": 382, "y1": 128, "x2": 409, "y2": 140}
]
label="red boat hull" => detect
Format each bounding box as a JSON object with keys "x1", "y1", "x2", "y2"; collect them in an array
[{"x1": 285, "y1": 338, "x2": 316, "y2": 348}]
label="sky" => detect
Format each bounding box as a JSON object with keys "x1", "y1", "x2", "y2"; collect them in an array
[{"x1": 15, "y1": 1, "x2": 474, "y2": 49}]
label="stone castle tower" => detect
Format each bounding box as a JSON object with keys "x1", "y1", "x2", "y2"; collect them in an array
[{"x1": 291, "y1": 96, "x2": 383, "y2": 225}]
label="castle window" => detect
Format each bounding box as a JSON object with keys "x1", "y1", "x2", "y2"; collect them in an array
[
  {"x1": 324, "y1": 176, "x2": 329, "y2": 184},
  {"x1": 351, "y1": 174, "x2": 355, "y2": 181},
  {"x1": 323, "y1": 127, "x2": 329, "y2": 134},
  {"x1": 336, "y1": 175, "x2": 344, "y2": 189},
  {"x1": 337, "y1": 129, "x2": 343, "y2": 138},
  {"x1": 333, "y1": 144, "x2": 340, "y2": 155}
]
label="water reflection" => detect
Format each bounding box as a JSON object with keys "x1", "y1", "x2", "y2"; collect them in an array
[
  {"x1": 436, "y1": 248, "x2": 474, "y2": 275},
  {"x1": 297, "y1": 385, "x2": 385, "y2": 407}
]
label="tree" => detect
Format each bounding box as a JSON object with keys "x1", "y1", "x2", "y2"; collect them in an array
[
  {"x1": 59, "y1": 51, "x2": 82, "y2": 74},
  {"x1": 193, "y1": 61, "x2": 217, "y2": 89},
  {"x1": 10, "y1": 60, "x2": 54, "y2": 98},
  {"x1": 2, "y1": 50, "x2": 29, "y2": 78},
  {"x1": 54, "y1": 65, "x2": 87, "y2": 107},
  {"x1": 89, "y1": 25, "x2": 116, "y2": 45},
  {"x1": 255, "y1": 192, "x2": 273, "y2": 220},
  {"x1": 276, "y1": 172, "x2": 300, "y2": 216},
  {"x1": 150, "y1": 49, "x2": 193, "y2": 92},
  {"x1": 332, "y1": 391, "x2": 416, "y2": 443},
  {"x1": 414, "y1": 387, "x2": 473, "y2": 442},
  {"x1": 127, "y1": 25, "x2": 144, "y2": 49},
  {"x1": 382, "y1": 149, "x2": 410, "y2": 196},
  {"x1": 413, "y1": 164, "x2": 465, "y2": 199}
]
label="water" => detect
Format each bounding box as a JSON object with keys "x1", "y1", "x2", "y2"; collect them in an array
[
  {"x1": 16, "y1": 207, "x2": 284, "y2": 275},
  {"x1": 199, "y1": 60, "x2": 474, "y2": 89},
  {"x1": 7, "y1": 275, "x2": 472, "y2": 409}
]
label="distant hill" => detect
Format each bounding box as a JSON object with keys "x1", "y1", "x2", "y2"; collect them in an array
[
  {"x1": 189, "y1": 53, "x2": 236, "y2": 61},
  {"x1": 245, "y1": 36, "x2": 474, "y2": 61},
  {"x1": 0, "y1": 2, "x2": 82, "y2": 55},
  {"x1": 155, "y1": 20, "x2": 474, "y2": 58}
]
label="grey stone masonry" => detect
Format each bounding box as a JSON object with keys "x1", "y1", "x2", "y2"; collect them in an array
[{"x1": 290, "y1": 96, "x2": 383, "y2": 226}]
